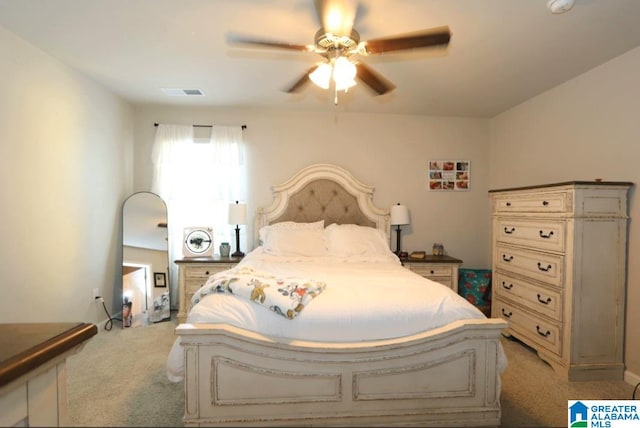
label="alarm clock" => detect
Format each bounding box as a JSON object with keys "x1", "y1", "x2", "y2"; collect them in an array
[{"x1": 183, "y1": 227, "x2": 214, "y2": 257}]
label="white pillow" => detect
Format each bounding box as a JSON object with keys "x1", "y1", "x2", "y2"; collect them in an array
[
  {"x1": 263, "y1": 227, "x2": 327, "y2": 256},
  {"x1": 259, "y1": 220, "x2": 324, "y2": 243},
  {"x1": 324, "y1": 223, "x2": 391, "y2": 257}
]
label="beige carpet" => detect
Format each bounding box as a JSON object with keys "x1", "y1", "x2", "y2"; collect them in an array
[
  {"x1": 66, "y1": 316, "x2": 183, "y2": 427},
  {"x1": 66, "y1": 315, "x2": 635, "y2": 427},
  {"x1": 499, "y1": 335, "x2": 635, "y2": 427}
]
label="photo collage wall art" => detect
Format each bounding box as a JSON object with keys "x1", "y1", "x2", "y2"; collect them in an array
[{"x1": 428, "y1": 160, "x2": 470, "y2": 191}]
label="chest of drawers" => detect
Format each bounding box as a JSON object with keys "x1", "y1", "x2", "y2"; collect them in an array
[
  {"x1": 403, "y1": 255, "x2": 462, "y2": 292},
  {"x1": 175, "y1": 257, "x2": 242, "y2": 324},
  {"x1": 490, "y1": 181, "x2": 631, "y2": 380}
]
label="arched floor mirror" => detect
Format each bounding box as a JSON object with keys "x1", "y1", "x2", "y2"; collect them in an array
[{"x1": 122, "y1": 192, "x2": 170, "y2": 327}]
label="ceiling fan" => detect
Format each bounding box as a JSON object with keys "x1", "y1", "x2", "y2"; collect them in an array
[{"x1": 227, "y1": 0, "x2": 451, "y2": 102}]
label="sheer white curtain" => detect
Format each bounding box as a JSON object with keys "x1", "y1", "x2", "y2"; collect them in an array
[{"x1": 151, "y1": 124, "x2": 246, "y2": 309}]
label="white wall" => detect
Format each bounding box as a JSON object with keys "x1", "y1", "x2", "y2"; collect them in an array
[
  {"x1": 133, "y1": 105, "x2": 492, "y2": 268},
  {"x1": 0, "y1": 26, "x2": 133, "y2": 324},
  {"x1": 490, "y1": 46, "x2": 640, "y2": 379}
]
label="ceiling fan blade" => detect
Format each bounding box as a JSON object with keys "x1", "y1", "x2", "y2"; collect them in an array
[
  {"x1": 284, "y1": 65, "x2": 319, "y2": 93},
  {"x1": 314, "y1": 0, "x2": 356, "y2": 36},
  {"x1": 356, "y1": 62, "x2": 396, "y2": 95},
  {"x1": 363, "y1": 26, "x2": 451, "y2": 55},
  {"x1": 227, "y1": 33, "x2": 312, "y2": 52}
]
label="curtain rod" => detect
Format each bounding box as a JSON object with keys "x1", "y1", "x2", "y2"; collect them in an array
[{"x1": 154, "y1": 122, "x2": 246, "y2": 130}]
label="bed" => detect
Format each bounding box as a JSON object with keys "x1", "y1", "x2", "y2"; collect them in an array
[{"x1": 168, "y1": 163, "x2": 507, "y2": 427}]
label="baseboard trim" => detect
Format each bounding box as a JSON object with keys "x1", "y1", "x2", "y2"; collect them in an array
[{"x1": 624, "y1": 369, "x2": 640, "y2": 387}]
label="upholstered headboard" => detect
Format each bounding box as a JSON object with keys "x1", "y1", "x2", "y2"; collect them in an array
[{"x1": 255, "y1": 164, "x2": 391, "y2": 244}]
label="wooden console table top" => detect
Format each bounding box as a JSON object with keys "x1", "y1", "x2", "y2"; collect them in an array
[{"x1": 0, "y1": 322, "x2": 97, "y2": 387}]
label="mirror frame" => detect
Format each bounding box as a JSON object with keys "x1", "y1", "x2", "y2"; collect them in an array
[{"x1": 122, "y1": 191, "x2": 170, "y2": 327}]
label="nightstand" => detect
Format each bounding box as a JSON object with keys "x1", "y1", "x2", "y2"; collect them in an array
[
  {"x1": 402, "y1": 255, "x2": 463, "y2": 292},
  {"x1": 175, "y1": 256, "x2": 242, "y2": 323}
]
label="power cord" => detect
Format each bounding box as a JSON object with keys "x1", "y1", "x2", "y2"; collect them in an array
[
  {"x1": 633, "y1": 381, "x2": 640, "y2": 400},
  {"x1": 95, "y1": 297, "x2": 121, "y2": 331}
]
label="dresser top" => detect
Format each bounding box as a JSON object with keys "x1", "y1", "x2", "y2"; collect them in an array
[
  {"x1": 488, "y1": 180, "x2": 633, "y2": 193},
  {"x1": 0, "y1": 322, "x2": 97, "y2": 387},
  {"x1": 401, "y1": 255, "x2": 463, "y2": 264},
  {"x1": 175, "y1": 255, "x2": 243, "y2": 264}
]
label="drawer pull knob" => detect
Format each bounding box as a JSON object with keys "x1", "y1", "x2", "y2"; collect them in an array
[
  {"x1": 504, "y1": 227, "x2": 516, "y2": 234},
  {"x1": 505, "y1": 202, "x2": 512, "y2": 207},
  {"x1": 430, "y1": 270, "x2": 435, "y2": 274},
  {"x1": 502, "y1": 281, "x2": 513, "y2": 290},
  {"x1": 537, "y1": 294, "x2": 552, "y2": 305},
  {"x1": 501, "y1": 308, "x2": 512, "y2": 318},
  {"x1": 536, "y1": 326, "x2": 551, "y2": 337},
  {"x1": 205, "y1": 271, "x2": 210, "y2": 275},
  {"x1": 502, "y1": 254, "x2": 514, "y2": 262},
  {"x1": 542, "y1": 200, "x2": 549, "y2": 206},
  {"x1": 537, "y1": 262, "x2": 552, "y2": 272},
  {"x1": 539, "y1": 230, "x2": 554, "y2": 239}
]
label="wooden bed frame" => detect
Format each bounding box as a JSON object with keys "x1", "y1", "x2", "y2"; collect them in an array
[{"x1": 176, "y1": 164, "x2": 507, "y2": 427}]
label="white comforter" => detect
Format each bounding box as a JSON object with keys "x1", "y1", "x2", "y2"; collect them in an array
[{"x1": 166, "y1": 248, "x2": 494, "y2": 382}]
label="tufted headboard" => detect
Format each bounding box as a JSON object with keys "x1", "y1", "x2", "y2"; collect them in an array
[{"x1": 255, "y1": 164, "x2": 391, "y2": 245}]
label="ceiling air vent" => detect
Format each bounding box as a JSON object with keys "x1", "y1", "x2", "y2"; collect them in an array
[{"x1": 160, "y1": 88, "x2": 205, "y2": 96}]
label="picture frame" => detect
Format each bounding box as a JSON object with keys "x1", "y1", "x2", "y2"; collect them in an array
[
  {"x1": 154, "y1": 272, "x2": 166, "y2": 288},
  {"x1": 428, "y1": 160, "x2": 470, "y2": 191}
]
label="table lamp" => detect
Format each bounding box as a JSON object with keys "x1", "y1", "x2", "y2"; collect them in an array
[
  {"x1": 390, "y1": 203, "x2": 410, "y2": 256},
  {"x1": 228, "y1": 200, "x2": 247, "y2": 257}
]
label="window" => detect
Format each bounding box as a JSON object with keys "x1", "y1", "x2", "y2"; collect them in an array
[{"x1": 151, "y1": 124, "x2": 246, "y2": 306}]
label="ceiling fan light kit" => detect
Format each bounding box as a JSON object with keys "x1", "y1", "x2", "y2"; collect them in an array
[
  {"x1": 227, "y1": 0, "x2": 451, "y2": 104},
  {"x1": 309, "y1": 63, "x2": 332, "y2": 89},
  {"x1": 332, "y1": 56, "x2": 357, "y2": 90}
]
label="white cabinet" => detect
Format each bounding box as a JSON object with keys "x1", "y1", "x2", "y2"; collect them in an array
[
  {"x1": 402, "y1": 255, "x2": 462, "y2": 292},
  {"x1": 175, "y1": 257, "x2": 242, "y2": 323},
  {"x1": 490, "y1": 181, "x2": 632, "y2": 381}
]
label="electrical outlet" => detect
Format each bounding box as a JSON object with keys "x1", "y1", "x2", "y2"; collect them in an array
[{"x1": 93, "y1": 288, "x2": 100, "y2": 300}]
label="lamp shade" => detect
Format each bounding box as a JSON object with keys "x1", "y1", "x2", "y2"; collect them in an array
[
  {"x1": 390, "y1": 203, "x2": 410, "y2": 226},
  {"x1": 333, "y1": 56, "x2": 357, "y2": 90},
  {"x1": 309, "y1": 63, "x2": 332, "y2": 89},
  {"x1": 228, "y1": 201, "x2": 247, "y2": 225}
]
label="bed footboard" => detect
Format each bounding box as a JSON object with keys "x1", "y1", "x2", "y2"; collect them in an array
[{"x1": 176, "y1": 318, "x2": 507, "y2": 427}]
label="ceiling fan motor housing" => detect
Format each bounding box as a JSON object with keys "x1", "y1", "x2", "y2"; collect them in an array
[{"x1": 314, "y1": 28, "x2": 360, "y2": 55}]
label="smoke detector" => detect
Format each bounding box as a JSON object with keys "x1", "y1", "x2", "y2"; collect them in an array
[{"x1": 548, "y1": 0, "x2": 575, "y2": 14}]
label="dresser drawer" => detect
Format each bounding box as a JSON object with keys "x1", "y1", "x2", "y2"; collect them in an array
[
  {"x1": 405, "y1": 263, "x2": 455, "y2": 289},
  {"x1": 496, "y1": 218, "x2": 565, "y2": 252},
  {"x1": 494, "y1": 298, "x2": 561, "y2": 355},
  {"x1": 495, "y1": 244, "x2": 564, "y2": 287},
  {"x1": 185, "y1": 264, "x2": 235, "y2": 278},
  {"x1": 493, "y1": 191, "x2": 569, "y2": 214},
  {"x1": 406, "y1": 264, "x2": 452, "y2": 277},
  {"x1": 494, "y1": 272, "x2": 562, "y2": 321},
  {"x1": 185, "y1": 278, "x2": 206, "y2": 293}
]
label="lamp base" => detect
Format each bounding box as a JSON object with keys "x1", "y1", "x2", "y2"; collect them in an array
[
  {"x1": 395, "y1": 225, "x2": 403, "y2": 256},
  {"x1": 233, "y1": 225, "x2": 244, "y2": 259}
]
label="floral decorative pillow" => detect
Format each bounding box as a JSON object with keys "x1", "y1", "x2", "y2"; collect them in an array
[{"x1": 458, "y1": 268, "x2": 492, "y2": 315}]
